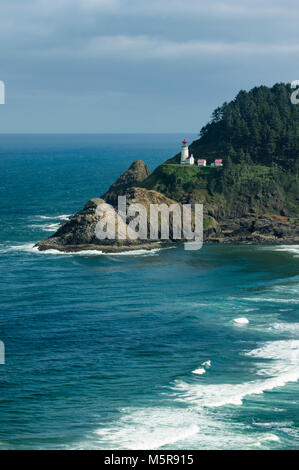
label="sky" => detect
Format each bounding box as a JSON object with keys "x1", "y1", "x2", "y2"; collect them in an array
[{"x1": 0, "y1": 0, "x2": 299, "y2": 133}]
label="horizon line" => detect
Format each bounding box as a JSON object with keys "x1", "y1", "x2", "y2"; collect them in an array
[{"x1": 0, "y1": 132, "x2": 198, "y2": 136}]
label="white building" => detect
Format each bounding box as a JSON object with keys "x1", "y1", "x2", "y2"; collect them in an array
[
  {"x1": 180, "y1": 139, "x2": 194, "y2": 165},
  {"x1": 197, "y1": 159, "x2": 207, "y2": 166},
  {"x1": 187, "y1": 154, "x2": 194, "y2": 165},
  {"x1": 211, "y1": 159, "x2": 223, "y2": 167},
  {"x1": 180, "y1": 139, "x2": 189, "y2": 164}
]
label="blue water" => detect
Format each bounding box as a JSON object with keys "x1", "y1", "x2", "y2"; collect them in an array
[{"x1": 0, "y1": 134, "x2": 298, "y2": 450}]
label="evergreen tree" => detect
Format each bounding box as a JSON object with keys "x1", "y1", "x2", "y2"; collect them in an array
[{"x1": 192, "y1": 83, "x2": 299, "y2": 170}]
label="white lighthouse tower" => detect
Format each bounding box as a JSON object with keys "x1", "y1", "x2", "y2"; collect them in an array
[
  {"x1": 180, "y1": 139, "x2": 194, "y2": 165},
  {"x1": 181, "y1": 139, "x2": 189, "y2": 164}
]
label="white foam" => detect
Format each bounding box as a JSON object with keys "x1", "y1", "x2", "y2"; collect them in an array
[
  {"x1": 253, "y1": 420, "x2": 293, "y2": 429},
  {"x1": 192, "y1": 368, "x2": 206, "y2": 375},
  {"x1": 0, "y1": 243, "x2": 102, "y2": 256},
  {"x1": 234, "y1": 317, "x2": 249, "y2": 325},
  {"x1": 79, "y1": 405, "x2": 285, "y2": 450},
  {"x1": 270, "y1": 322, "x2": 299, "y2": 334},
  {"x1": 31, "y1": 214, "x2": 72, "y2": 221},
  {"x1": 93, "y1": 408, "x2": 200, "y2": 450},
  {"x1": 1, "y1": 243, "x2": 162, "y2": 257},
  {"x1": 173, "y1": 339, "x2": 299, "y2": 408},
  {"x1": 107, "y1": 248, "x2": 161, "y2": 256},
  {"x1": 243, "y1": 297, "x2": 299, "y2": 304},
  {"x1": 71, "y1": 339, "x2": 299, "y2": 450},
  {"x1": 256, "y1": 434, "x2": 280, "y2": 445},
  {"x1": 1, "y1": 243, "x2": 40, "y2": 254},
  {"x1": 202, "y1": 360, "x2": 211, "y2": 368},
  {"x1": 30, "y1": 223, "x2": 61, "y2": 232},
  {"x1": 272, "y1": 245, "x2": 299, "y2": 256},
  {"x1": 56, "y1": 214, "x2": 72, "y2": 220}
]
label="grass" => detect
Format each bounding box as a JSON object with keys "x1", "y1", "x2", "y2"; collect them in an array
[{"x1": 141, "y1": 161, "x2": 299, "y2": 218}]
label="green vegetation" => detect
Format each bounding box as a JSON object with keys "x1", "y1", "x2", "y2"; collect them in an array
[
  {"x1": 142, "y1": 83, "x2": 299, "y2": 219},
  {"x1": 143, "y1": 164, "x2": 222, "y2": 201},
  {"x1": 143, "y1": 160, "x2": 298, "y2": 218},
  {"x1": 203, "y1": 215, "x2": 216, "y2": 230},
  {"x1": 191, "y1": 83, "x2": 299, "y2": 172}
]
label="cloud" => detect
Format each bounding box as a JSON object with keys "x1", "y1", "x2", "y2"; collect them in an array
[
  {"x1": 146, "y1": 0, "x2": 299, "y2": 18},
  {"x1": 38, "y1": 35, "x2": 299, "y2": 61},
  {"x1": 1, "y1": 0, "x2": 299, "y2": 132},
  {"x1": 77, "y1": 0, "x2": 299, "y2": 20}
]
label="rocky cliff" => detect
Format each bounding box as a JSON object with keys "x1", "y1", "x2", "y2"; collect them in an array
[
  {"x1": 36, "y1": 83, "x2": 299, "y2": 253},
  {"x1": 101, "y1": 160, "x2": 151, "y2": 206},
  {"x1": 36, "y1": 157, "x2": 298, "y2": 253},
  {"x1": 36, "y1": 161, "x2": 191, "y2": 253},
  {"x1": 140, "y1": 162, "x2": 299, "y2": 244}
]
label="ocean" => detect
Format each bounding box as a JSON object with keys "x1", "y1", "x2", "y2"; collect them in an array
[{"x1": 0, "y1": 134, "x2": 298, "y2": 450}]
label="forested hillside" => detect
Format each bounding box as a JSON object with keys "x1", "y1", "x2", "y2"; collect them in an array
[
  {"x1": 188, "y1": 83, "x2": 299, "y2": 172},
  {"x1": 142, "y1": 84, "x2": 299, "y2": 219}
]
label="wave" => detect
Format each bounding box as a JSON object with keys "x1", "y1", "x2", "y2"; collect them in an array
[
  {"x1": 108, "y1": 248, "x2": 162, "y2": 256},
  {"x1": 31, "y1": 214, "x2": 72, "y2": 221},
  {"x1": 71, "y1": 339, "x2": 299, "y2": 450},
  {"x1": 192, "y1": 360, "x2": 212, "y2": 375},
  {"x1": 27, "y1": 214, "x2": 71, "y2": 233},
  {"x1": 76, "y1": 406, "x2": 280, "y2": 450},
  {"x1": 90, "y1": 408, "x2": 200, "y2": 450},
  {"x1": 234, "y1": 317, "x2": 249, "y2": 325},
  {"x1": 269, "y1": 322, "x2": 299, "y2": 335},
  {"x1": 202, "y1": 360, "x2": 211, "y2": 368},
  {"x1": 0, "y1": 243, "x2": 162, "y2": 257},
  {"x1": 192, "y1": 368, "x2": 206, "y2": 375},
  {"x1": 82, "y1": 405, "x2": 283, "y2": 450},
  {"x1": 272, "y1": 245, "x2": 299, "y2": 256},
  {"x1": 253, "y1": 420, "x2": 293, "y2": 429},
  {"x1": 242, "y1": 297, "x2": 299, "y2": 304},
  {"x1": 173, "y1": 339, "x2": 299, "y2": 408},
  {"x1": 29, "y1": 223, "x2": 62, "y2": 232},
  {"x1": 0, "y1": 243, "x2": 101, "y2": 256},
  {"x1": 79, "y1": 339, "x2": 298, "y2": 450},
  {"x1": 0, "y1": 243, "x2": 38, "y2": 254}
]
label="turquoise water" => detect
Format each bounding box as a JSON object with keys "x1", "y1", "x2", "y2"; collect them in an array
[{"x1": 0, "y1": 134, "x2": 298, "y2": 450}]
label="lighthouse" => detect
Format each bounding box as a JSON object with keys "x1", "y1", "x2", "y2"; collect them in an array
[
  {"x1": 180, "y1": 139, "x2": 194, "y2": 165},
  {"x1": 181, "y1": 139, "x2": 189, "y2": 163}
]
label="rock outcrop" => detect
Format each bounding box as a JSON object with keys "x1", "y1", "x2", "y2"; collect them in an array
[
  {"x1": 213, "y1": 214, "x2": 299, "y2": 244},
  {"x1": 36, "y1": 158, "x2": 298, "y2": 253},
  {"x1": 101, "y1": 160, "x2": 151, "y2": 206},
  {"x1": 36, "y1": 186, "x2": 189, "y2": 253}
]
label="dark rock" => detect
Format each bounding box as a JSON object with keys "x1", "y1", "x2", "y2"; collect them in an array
[
  {"x1": 36, "y1": 187, "x2": 185, "y2": 253},
  {"x1": 101, "y1": 160, "x2": 151, "y2": 206},
  {"x1": 36, "y1": 155, "x2": 299, "y2": 253}
]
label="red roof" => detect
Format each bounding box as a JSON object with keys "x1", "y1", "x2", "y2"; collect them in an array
[
  {"x1": 182, "y1": 139, "x2": 187, "y2": 144},
  {"x1": 215, "y1": 159, "x2": 223, "y2": 163},
  {"x1": 198, "y1": 159, "x2": 206, "y2": 162}
]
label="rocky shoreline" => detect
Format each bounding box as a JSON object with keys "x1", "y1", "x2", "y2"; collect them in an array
[
  {"x1": 36, "y1": 160, "x2": 299, "y2": 253},
  {"x1": 208, "y1": 214, "x2": 299, "y2": 245}
]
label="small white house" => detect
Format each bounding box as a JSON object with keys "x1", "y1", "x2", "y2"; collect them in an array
[
  {"x1": 187, "y1": 154, "x2": 194, "y2": 165},
  {"x1": 197, "y1": 159, "x2": 207, "y2": 167},
  {"x1": 211, "y1": 159, "x2": 223, "y2": 167}
]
